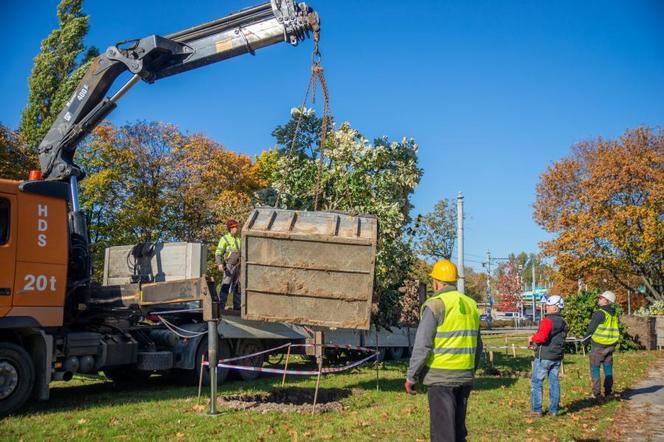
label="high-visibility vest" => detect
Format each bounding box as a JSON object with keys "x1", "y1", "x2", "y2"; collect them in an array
[
  {"x1": 591, "y1": 309, "x2": 619, "y2": 345},
  {"x1": 215, "y1": 233, "x2": 241, "y2": 260},
  {"x1": 424, "y1": 290, "x2": 480, "y2": 371}
]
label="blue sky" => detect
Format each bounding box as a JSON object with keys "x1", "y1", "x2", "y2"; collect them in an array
[{"x1": 1, "y1": 0, "x2": 663, "y2": 270}]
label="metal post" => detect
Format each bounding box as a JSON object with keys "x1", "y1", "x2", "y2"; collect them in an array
[
  {"x1": 486, "y1": 251, "x2": 493, "y2": 329},
  {"x1": 207, "y1": 319, "x2": 218, "y2": 415},
  {"x1": 457, "y1": 192, "x2": 465, "y2": 293},
  {"x1": 531, "y1": 257, "x2": 536, "y2": 322}
]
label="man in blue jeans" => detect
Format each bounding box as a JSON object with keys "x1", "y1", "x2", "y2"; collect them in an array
[{"x1": 528, "y1": 295, "x2": 568, "y2": 417}]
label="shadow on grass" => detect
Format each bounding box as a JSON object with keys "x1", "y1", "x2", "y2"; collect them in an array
[
  {"x1": 346, "y1": 374, "x2": 519, "y2": 392},
  {"x1": 16, "y1": 374, "x2": 287, "y2": 418},
  {"x1": 622, "y1": 384, "x2": 664, "y2": 399}
]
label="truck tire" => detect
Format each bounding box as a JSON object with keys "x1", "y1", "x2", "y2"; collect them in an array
[
  {"x1": 180, "y1": 337, "x2": 230, "y2": 386},
  {"x1": 235, "y1": 339, "x2": 265, "y2": 381},
  {"x1": 388, "y1": 346, "x2": 405, "y2": 360},
  {"x1": 0, "y1": 342, "x2": 35, "y2": 418}
]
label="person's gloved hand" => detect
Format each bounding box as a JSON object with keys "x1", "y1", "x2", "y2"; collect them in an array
[{"x1": 404, "y1": 379, "x2": 417, "y2": 395}]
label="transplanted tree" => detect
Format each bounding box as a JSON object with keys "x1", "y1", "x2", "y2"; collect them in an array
[
  {"x1": 534, "y1": 127, "x2": 664, "y2": 302},
  {"x1": 20, "y1": 0, "x2": 98, "y2": 148},
  {"x1": 271, "y1": 107, "x2": 332, "y2": 159},
  {"x1": 263, "y1": 113, "x2": 423, "y2": 326},
  {"x1": 413, "y1": 198, "x2": 458, "y2": 261}
]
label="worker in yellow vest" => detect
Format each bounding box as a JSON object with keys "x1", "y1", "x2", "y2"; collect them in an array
[
  {"x1": 584, "y1": 290, "x2": 620, "y2": 400},
  {"x1": 215, "y1": 219, "x2": 242, "y2": 310},
  {"x1": 405, "y1": 259, "x2": 482, "y2": 442}
]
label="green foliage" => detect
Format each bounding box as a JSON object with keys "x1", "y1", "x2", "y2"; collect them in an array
[
  {"x1": 271, "y1": 107, "x2": 331, "y2": 159},
  {"x1": 562, "y1": 290, "x2": 599, "y2": 338},
  {"x1": 263, "y1": 112, "x2": 423, "y2": 327},
  {"x1": 412, "y1": 198, "x2": 457, "y2": 260},
  {"x1": 562, "y1": 290, "x2": 640, "y2": 351},
  {"x1": 19, "y1": 0, "x2": 98, "y2": 148}
]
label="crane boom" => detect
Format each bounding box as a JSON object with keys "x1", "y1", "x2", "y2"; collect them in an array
[{"x1": 38, "y1": 0, "x2": 319, "y2": 182}]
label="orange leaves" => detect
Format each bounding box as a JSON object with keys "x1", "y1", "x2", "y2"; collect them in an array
[
  {"x1": 534, "y1": 127, "x2": 664, "y2": 299},
  {"x1": 77, "y1": 121, "x2": 268, "y2": 279}
]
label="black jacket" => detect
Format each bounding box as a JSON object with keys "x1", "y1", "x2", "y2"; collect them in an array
[{"x1": 537, "y1": 313, "x2": 568, "y2": 361}]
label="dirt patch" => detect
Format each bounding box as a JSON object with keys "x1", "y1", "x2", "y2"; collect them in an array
[
  {"x1": 218, "y1": 387, "x2": 353, "y2": 414},
  {"x1": 481, "y1": 367, "x2": 530, "y2": 378}
]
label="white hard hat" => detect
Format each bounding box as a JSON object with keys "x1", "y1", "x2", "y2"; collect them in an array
[
  {"x1": 600, "y1": 291, "x2": 616, "y2": 303},
  {"x1": 545, "y1": 295, "x2": 564, "y2": 309}
]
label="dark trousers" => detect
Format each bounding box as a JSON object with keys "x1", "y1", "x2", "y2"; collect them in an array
[
  {"x1": 589, "y1": 345, "x2": 615, "y2": 396},
  {"x1": 220, "y1": 282, "x2": 241, "y2": 310},
  {"x1": 427, "y1": 384, "x2": 472, "y2": 442}
]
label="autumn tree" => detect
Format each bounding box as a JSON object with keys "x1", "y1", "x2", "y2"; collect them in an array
[
  {"x1": 412, "y1": 198, "x2": 457, "y2": 261},
  {"x1": 494, "y1": 252, "x2": 551, "y2": 290},
  {"x1": 20, "y1": 0, "x2": 98, "y2": 148},
  {"x1": 464, "y1": 266, "x2": 489, "y2": 303},
  {"x1": 263, "y1": 112, "x2": 423, "y2": 326},
  {"x1": 534, "y1": 127, "x2": 664, "y2": 302},
  {"x1": 0, "y1": 124, "x2": 37, "y2": 180},
  {"x1": 495, "y1": 260, "x2": 522, "y2": 312},
  {"x1": 77, "y1": 121, "x2": 265, "y2": 279}
]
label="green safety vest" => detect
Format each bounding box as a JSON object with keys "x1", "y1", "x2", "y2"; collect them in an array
[
  {"x1": 215, "y1": 233, "x2": 241, "y2": 260},
  {"x1": 591, "y1": 309, "x2": 620, "y2": 345},
  {"x1": 424, "y1": 290, "x2": 480, "y2": 371}
]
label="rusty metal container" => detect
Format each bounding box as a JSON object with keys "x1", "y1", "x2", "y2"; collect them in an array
[{"x1": 241, "y1": 208, "x2": 377, "y2": 330}]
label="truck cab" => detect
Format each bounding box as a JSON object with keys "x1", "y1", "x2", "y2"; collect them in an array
[{"x1": 0, "y1": 179, "x2": 70, "y2": 327}]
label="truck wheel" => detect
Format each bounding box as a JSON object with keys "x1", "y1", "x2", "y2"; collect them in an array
[
  {"x1": 235, "y1": 339, "x2": 264, "y2": 381},
  {"x1": 388, "y1": 347, "x2": 405, "y2": 360},
  {"x1": 0, "y1": 342, "x2": 34, "y2": 418},
  {"x1": 186, "y1": 338, "x2": 230, "y2": 386}
]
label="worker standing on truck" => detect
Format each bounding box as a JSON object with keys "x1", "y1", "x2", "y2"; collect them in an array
[
  {"x1": 215, "y1": 219, "x2": 242, "y2": 310},
  {"x1": 405, "y1": 259, "x2": 482, "y2": 442},
  {"x1": 584, "y1": 290, "x2": 620, "y2": 400}
]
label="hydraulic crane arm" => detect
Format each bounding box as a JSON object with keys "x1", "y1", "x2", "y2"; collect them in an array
[{"x1": 38, "y1": 0, "x2": 320, "y2": 182}]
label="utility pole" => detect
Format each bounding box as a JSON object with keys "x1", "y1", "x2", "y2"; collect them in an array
[
  {"x1": 531, "y1": 256, "x2": 536, "y2": 322},
  {"x1": 485, "y1": 250, "x2": 492, "y2": 324},
  {"x1": 457, "y1": 192, "x2": 465, "y2": 293}
]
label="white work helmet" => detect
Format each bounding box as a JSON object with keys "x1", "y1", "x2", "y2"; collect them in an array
[
  {"x1": 600, "y1": 291, "x2": 616, "y2": 303},
  {"x1": 545, "y1": 295, "x2": 564, "y2": 309}
]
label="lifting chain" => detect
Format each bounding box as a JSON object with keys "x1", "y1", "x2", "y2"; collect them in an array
[{"x1": 274, "y1": 25, "x2": 330, "y2": 211}]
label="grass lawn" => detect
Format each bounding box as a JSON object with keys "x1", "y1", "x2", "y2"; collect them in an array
[{"x1": 0, "y1": 338, "x2": 658, "y2": 441}]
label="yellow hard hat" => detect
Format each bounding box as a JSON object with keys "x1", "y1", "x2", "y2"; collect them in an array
[{"x1": 430, "y1": 259, "x2": 458, "y2": 283}]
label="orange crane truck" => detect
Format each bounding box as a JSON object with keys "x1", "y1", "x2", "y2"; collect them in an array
[{"x1": 0, "y1": 0, "x2": 319, "y2": 417}]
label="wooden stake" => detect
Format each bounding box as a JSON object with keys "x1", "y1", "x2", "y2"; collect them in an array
[
  {"x1": 511, "y1": 343, "x2": 516, "y2": 358},
  {"x1": 504, "y1": 336, "x2": 508, "y2": 355},
  {"x1": 489, "y1": 351, "x2": 494, "y2": 365},
  {"x1": 560, "y1": 360, "x2": 565, "y2": 375},
  {"x1": 197, "y1": 354, "x2": 205, "y2": 405},
  {"x1": 281, "y1": 344, "x2": 292, "y2": 387},
  {"x1": 311, "y1": 356, "x2": 323, "y2": 415}
]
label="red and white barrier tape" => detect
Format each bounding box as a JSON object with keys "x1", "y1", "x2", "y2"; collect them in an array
[{"x1": 201, "y1": 342, "x2": 379, "y2": 375}]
